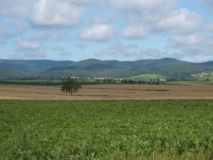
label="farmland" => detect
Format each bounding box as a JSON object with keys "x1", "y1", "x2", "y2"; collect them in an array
[
  {"x1": 1, "y1": 84, "x2": 213, "y2": 159},
  {"x1": 1, "y1": 100, "x2": 213, "y2": 159},
  {"x1": 1, "y1": 84, "x2": 213, "y2": 100}
]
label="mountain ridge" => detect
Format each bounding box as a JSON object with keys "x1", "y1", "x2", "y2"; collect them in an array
[{"x1": 1, "y1": 58, "x2": 213, "y2": 80}]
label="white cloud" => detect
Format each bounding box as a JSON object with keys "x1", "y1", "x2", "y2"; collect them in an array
[
  {"x1": 110, "y1": 0, "x2": 178, "y2": 26},
  {"x1": 110, "y1": 1, "x2": 202, "y2": 39},
  {"x1": 206, "y1": 22, "x2": 213, "y2": 32},
  {"x1": 110, "y1": 0, "x2": 177, "y2": 12},
  {"x1": 70, "y1": 0, "x2": 105, "y2": 5},
  {"x1": 0, "y1": 0, "x2": 34, "y2": 17},
  {"x1": 122, "y1": 25, "x2": 149, "y2": 39},
  {"x1": 95, "y1": 42, "x2": 138, "y2": 58},
  {"x1": 168, "y1": 34, "x2": 213, "y2": 59},
  {"x1": 50, "y1": 30, "x2": 68, "y2": 41},
  {"x1": 169, "y1": 34, "x2": 200, "y2": 47},
  {"x1": 4, "y1": 18, "x2": 29, "y2": 33},
  {"x1": 28, "y1": 31, "x2": 51, "y2": 41},
  {"x1": 78, "y1": 24, "x2": 114, "y2": 41},
  {"x1": 139, "y1": 48, "x2": 167, "y2": 60},
  {"x1": 0, "y1": 0, "x2": 85, "y2": 28},
  {"x1": 9, "y1": 50, "x2": 47, "y2": 59},
  {"x1": 20, "y1": 30, "x2": 69, "y2": 42},
  {"x1": 59, "y1": 51, "x2": 72, "y2": 56},
  {"x1": 92, "y1": 11, "x2": 114, "y2": 24},
  {"x1": 157, "y1": 9, "x2": 202, "y2": 34},
  {"x1": 0, "y1": 0, "x2": 212, "y2": 62},
  {"x1": 23, "y1": 50, "x2": 47, "y2": 59},
  {"x1": 0, "y1": 28, "x2": 12, "y2": 42},
  {"x1": 53, "y1": 46, "x2": 66, "y2": 51},
  {"x1": 8, "y1": 53, "x2": 24, "y2": 59},
  {"x1": 52, "y1": 45, "x2": 72, "y2": 56},
  {"x1": 16, "y1": 40, "x2": 40, "y2": 51},
  {"x1": 32, "y1": 0, "x2": 84, "y2": 27},
  {"x1": 74, "y1": 44, "x2": 87, "y2": 49},
  {"x1": 121, "y1": 8, "x2": 202, "y2": 38}
]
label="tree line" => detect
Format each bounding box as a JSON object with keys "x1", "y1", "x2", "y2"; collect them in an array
[{"x1": 121, "y1": 79, "x2": 160, "y2": 85}]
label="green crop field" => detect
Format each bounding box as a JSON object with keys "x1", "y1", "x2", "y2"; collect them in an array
[{"x1": 1, "y1": 100, "x2": 213, "y2": 159}]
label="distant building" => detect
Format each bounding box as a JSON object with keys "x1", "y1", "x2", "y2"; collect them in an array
[
  {"x1": 94, "y1": 77, "x2": 105, "y2": 80},
  {"x1": 159, "y1": 79, "x2": 166, "y2": 82}
]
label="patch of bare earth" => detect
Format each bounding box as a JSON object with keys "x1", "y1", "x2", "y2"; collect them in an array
[{"x1": 0, "y1": 84, "x2": 213, "y2": 100}]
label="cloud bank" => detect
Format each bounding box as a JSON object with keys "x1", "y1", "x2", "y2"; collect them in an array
[{"x1": 0, "y1": 0, "x2": 212, "y2": 62}]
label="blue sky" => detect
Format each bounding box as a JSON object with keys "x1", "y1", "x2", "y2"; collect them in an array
[{"x1": 0, "y1": 0, "x2": 213, "y2": 62}]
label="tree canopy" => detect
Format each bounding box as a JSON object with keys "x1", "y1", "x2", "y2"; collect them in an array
[{"x1": 61, "y1": 78, "x2": 82, "y2": 95}]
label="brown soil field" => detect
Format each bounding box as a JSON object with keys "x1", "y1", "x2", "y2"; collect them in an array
[{"x1": 0, "y1": 84, "x2": 213, "y2": 100}]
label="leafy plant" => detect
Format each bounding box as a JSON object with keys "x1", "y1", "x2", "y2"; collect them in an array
[{"x1": 1, "y1": 100, "x2": 213, "y2": 159}]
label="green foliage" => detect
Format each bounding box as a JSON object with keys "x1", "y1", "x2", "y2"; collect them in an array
[
  {"x1": 61, "y1": 78, "x2": 82, "y2": 95},
  {"x1": 1, "y1": 100, "x2": 213, "y2": 159},
  {"x1": 33, "y1": 58, "x2": 213, "y2": 79},
  {"x1": 0, "y1": 80, "x2": 62, "y2": 85},
  {"x1": 38, "y1": 67, "x2": 148, "y2": 79},
  {"x1": 70, "y1": 58, "x2": 110, "y2": 68},
  {"x1": 0, "y1": 65, "x2": 25, "y2": 79},
  {"x1": 121, "y1": 79, "x2": 161, "y2": 85},
  {"x1": 0, "y1": 59, "x2": 73, "y2": 74},
  {"x1": 2, "y1": 58, "x2": 213, "y2": 80},
  {"x1": 191, "y1": 72, "x2": 213, "y2": 81}
]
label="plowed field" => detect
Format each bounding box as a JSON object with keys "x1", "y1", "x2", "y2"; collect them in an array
[{"x1": 0, "y1": 84, "x2": 213, "y2": 100}]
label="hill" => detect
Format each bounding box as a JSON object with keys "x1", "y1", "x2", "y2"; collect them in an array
[
  {"x1": 0, "y1": 59, "x2": 73, "y2": 74},
  {"x1": 0, "y1": 65, "x2": 25, "y2": 79},
  {"x1": 36, "y1": 58, "x2": 213, "y2": 79},
  {"x1": 198, "y1": 61, "x2": 213, "y2": 66},
  {"x1": 37, "y1": 59, "x2": 149, "y2": 78},
  {"x1": 1, "y1": 58, "x2": 213, "y2": 80},
  {"x1": 106, "y1": 58, "x2": 213, "y2": 78}
]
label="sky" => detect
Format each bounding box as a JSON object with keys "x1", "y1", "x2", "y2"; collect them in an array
[{"x1": 0, "y1": 0, "x2": 213, "y2": 62}]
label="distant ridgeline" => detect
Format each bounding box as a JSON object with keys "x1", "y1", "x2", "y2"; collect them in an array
[{"x1": 0, "y1": 58, "x2": 213, "y2": 80}]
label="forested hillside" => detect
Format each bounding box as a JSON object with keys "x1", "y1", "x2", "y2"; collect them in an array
[{"x1": 1, "y1": 58, "x2": 213, "y2": 80}]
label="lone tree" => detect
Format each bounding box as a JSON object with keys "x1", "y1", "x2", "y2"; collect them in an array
[{"x1": 61, "y1": 78, "x2": 82, "y2": 95}]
